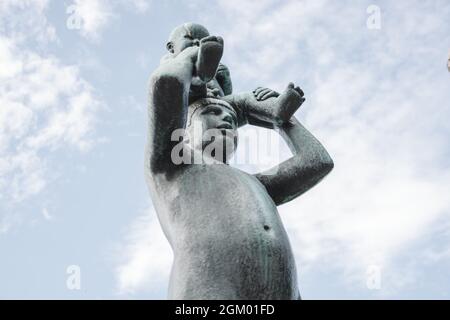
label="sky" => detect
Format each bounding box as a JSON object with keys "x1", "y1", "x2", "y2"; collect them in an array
[{"x1": 0, "y1": 0, "x2": 449, "y2": 299}]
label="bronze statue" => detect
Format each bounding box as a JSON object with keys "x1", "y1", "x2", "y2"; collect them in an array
[{"x1": 145, "y1": 23, "x2": 333, "y2": 299}]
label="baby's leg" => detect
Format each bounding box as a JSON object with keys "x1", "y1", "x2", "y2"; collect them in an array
[
  {"x1": 165, "y1": 36, "x2": 223, "y2": 104},
  {"x1": 195, "y1": 36, "x2": 224, "y2": 84},
  {"x1": 179, "y1": 36, "x2": 223, "y2": 99}
]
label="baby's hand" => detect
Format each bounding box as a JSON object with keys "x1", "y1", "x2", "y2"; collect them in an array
[{"x1": 253, "y1": 87, "x2": 280, "y2": 101}]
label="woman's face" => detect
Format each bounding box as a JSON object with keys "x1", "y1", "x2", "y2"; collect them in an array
[{"x1": 187, "y1": 104, "x2": 238, "y2": 162}]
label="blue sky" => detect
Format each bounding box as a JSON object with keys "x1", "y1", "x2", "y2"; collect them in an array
[{"x1": 1, "y1": 0, "x2": 450, "y2": 299}]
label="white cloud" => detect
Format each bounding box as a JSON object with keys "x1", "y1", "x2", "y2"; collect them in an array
[
  {"x1": 68, "y1": 0, "x2": 152, "y2": 40},
  {"x1": 0, "y1": 1, "x2": 103, "y2": 231},
  {"x1": 115, "y1": 205, "x2": 172, "y2": 296},
  {"x1": 0, "y1": 0, "x2": 56, "y2": 44},
  {"x1": 126, "y1": 0, "x2": 151, "y2": 13},
  {"x1": 71, "y1": 0, "x2": 114, "y2": 41},
  {"x1": 41, "y1": 207, "x2": 52, "y2": 220}
]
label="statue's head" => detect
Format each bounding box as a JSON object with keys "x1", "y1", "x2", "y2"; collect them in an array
[
  {"x1": 166, "y1": 22, "x2": 210, "y2": 56},
  {"x1": 185, "y1": 98, "x2": 238, "y2": 163}
]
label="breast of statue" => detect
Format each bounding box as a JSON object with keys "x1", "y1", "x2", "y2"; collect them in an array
[{"x1": 147, "y1": 163, "x2": 299, "y2": 299}]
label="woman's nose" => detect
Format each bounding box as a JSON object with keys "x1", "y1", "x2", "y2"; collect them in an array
[{"x1": 222, "y1": 113, "x2": 233, "y2": 124}]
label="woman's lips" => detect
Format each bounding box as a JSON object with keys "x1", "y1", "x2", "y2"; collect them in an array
[{"x1": 216, "y1": 123, "x2": 233, "y2": 130}]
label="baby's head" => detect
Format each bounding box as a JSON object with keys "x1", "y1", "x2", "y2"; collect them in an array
[{"x1": 166, "y1": 23, "x2": 209, "y2": 56}]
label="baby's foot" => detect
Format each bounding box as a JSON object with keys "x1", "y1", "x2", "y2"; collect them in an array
[
  {"x1": 196, "y1": 36, "x2": 224, "y2": 83},
  {"x1": 274, "y1": 83, "x2": 305, "y2": 124}
]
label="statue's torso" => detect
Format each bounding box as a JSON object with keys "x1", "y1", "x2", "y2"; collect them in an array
[{"x1": 148, "y1": 163, "x2": 299, "y2": 300}]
